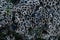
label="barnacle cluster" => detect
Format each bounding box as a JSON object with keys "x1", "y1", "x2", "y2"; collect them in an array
[{"x1": 0, "y1": 0, "x2": 60, "y2": 40}]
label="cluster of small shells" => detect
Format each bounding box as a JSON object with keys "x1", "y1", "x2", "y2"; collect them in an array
[{"x1": 0, "y1": 0, "x2": 60, "y2": 40}]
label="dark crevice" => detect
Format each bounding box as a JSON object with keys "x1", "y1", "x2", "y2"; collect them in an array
[{"x1": 35, "y1": 5, "x2": 40, "y2": 11}]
